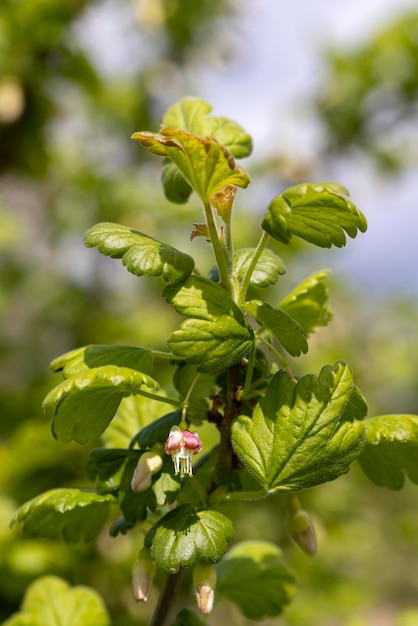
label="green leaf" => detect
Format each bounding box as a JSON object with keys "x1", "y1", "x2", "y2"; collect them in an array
[
  {"x1": 163, "y1": 97, "x2": 253, "y2": 158},
  {"x1": 261, "y1": 182, "x2": 367, "y2": 248},
  {"x1": 86, "y1": 448, "x2": 163, "y2": 523},
  {"x1": 10, "y1": 489, "x2": 115, "y2": 543},
  {"x1": 84, "y1": 222, "x2": 195, "y2": 284},
  {"x1": 43, "y1": 365, "x2": 159, "y2": 444},
  {"x1": 216, "y1": 541, "x2": 296, "y2": 620},
  {"x1": 358, "y1": 415, "x2": 418, "y2": 489},
  {"x1": 132, "y1": 127, "x2": 250, "y2": 203},
  {"x1": 234, "y1": 248, "x2": 286, "y2": 288},
  {"x1": 171, "y1": 609, "x2": 207, "y2": 626},
  {"x1": 144, "y1": 503, "x2": 234, "y2": 573},
  {"x1": 161, "y1": 160, "x2": 193, "y2": 204},
  {"x1": 231, "y1": 362, "x2": 366, "y2": 492},
  {"x1": 50, "y1": 344, "x2": 153, "y2": 378},
  {"x1": 132, "y1": 410, "x2": 181, "y2": 449},
  {"x1": 163, "y1": 276, "x2": 254, "y2": 373},
  {"x1": 278, "y1": 270, "x2": 333, "y2": 334},
  {"x1": 2, "y1": 575, "x2": 110, "y2": 626},
  {"x1": 243, "y1": 300, "x2": 308, "y2": 357},
  {"x1": 340, "y1": 384, "x2": 368, "y2": 422},
  {"x1": 87, "y1": 448, "x2": 141, "y2": 493}
]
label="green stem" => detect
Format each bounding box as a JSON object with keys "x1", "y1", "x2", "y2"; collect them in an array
[
  {"x1": 180, "y1": 372, "x2": 201, "y2": 429},
  {"x1": 256, "y1": 334, "x2": 297, "y2": 381},
  {"x1": 240, "y1": 345, "x2": 256, "y2": 400},
  {"x1": 150, "y1": 350, "x2": 184, "y2": 360},
  {"x1": 256, "y1": 333, "x2": 289, "y2": 369},
  {"x1": 237, "y1": 231, "x2": 270, "y2": 305},
  {"x1": 148, "y1": 570, "x2": 183, "y2": 626},
  {"x1": 136, "y1": 389, "x2": 182, "y2": 407},
  {"x1": 210, "y1": 488, "x2": 268, "y2": 505},
  {"x1": 203, "y1": 199, "x2": 233, "y2": 294}
]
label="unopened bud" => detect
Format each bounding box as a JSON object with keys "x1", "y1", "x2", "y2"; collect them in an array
[
  {"x1": 132, "y1": 548, "x2": 155, "y2": 602},
  {"x1": 287, "y1": 495, "x2": 317, "y2": 557},
  {"x1": 131, "y1": 451, "x2": 163, "y2": 492},
  {"x1": 193, "y1": 563, "x2": 216, "y2": 615}
]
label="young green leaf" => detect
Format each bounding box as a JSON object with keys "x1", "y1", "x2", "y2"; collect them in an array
[
  {"x1": 10, "y1": 489, "x2": 115, "y2": 543},
  {"x1": 216, "y1": 541, "x2": 296, "y2": 620},
  {"x1": 132, "y1": 127, "x2": 250, "y2": 203},
  {"x1": 2, "y1": 576, "x2": 110, "y2": 626},
  {"x1": 84, "y1": 222, "x2": 195, "y2": 284},
  {"x1": 161, "y1": 160, "x2": 193, "y2": 204},
  {"x1": 358, "y1": 415, "x2": 418, "y2": 489},
  {"x1": 163, "y1": 97, "x2": 253, "y2": 159},
  {"x1": 234, "y1": 248, "x2": 286, "y2": 288},
  {"x1": 231, "y1": 362, "x2": 366, "y2": 492},
  {"x1": 43, "y1": 366, "x2": 159, "y2": 444},
  {"x1": 278, "y1": 270, "x2": 332, "y2": 335},
  {"x1": 50, "y1": 344, "x2": 153, "y2": 378},
  {"x1": 163, "y1": 276, "x2": 254, "y2": 373},
  {"x1": 261, "y1": 182, "x2": 367, "y2": 248},
  {"x1": 243, "y1": 300, "x2": 308, "y2": 357},
  {"x1": 144, "y1": 503, "x2": 234, "y2": 573}
]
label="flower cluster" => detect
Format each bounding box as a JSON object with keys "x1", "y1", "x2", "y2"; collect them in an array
[{"x1": 164, "y1": 425, "x2": 203, "y2": 477}]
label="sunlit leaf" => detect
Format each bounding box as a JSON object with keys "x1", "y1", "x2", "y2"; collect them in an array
[
  {"x1": 144, "y1": 503, "x2": 234, "y2": 573},
  {"x1": 243, "y1": 300, "x2": 308, "y2": 357},
  {"x1": 2, "y1": 575, "x2": 110, "y2": 626},
  {"x1": 216, "y1": 541, "x2": 296, "y2": 620},
  {"x1": 10, "y1": 489, "x2": 115, "y2": 543},
  {"x1": 234, "y1": 248, "x2": 286, "y2": 288},
  {"x1": 132, "y1": 127, "x2": 250, "y2": 202},
  {"x1": 50, "y1": 344, "x2": 153, "y2": 379},
  {"x1": 231, "y1": 362, "x2": 366, "y2": 492},
  {"x1": 278, "y1": 270, "x2": 332, "y2": 334},
  {"x1": 163, "y1": 97, "x2": 253, "y2": 158},
  {"x1": 163, "y1": 276, "x2": 254, "y2": 373},
  {"x1": 358, "y1": 415, "x2": 418, "y2": 489},
  {"x1": 261, "y1": 182, "x2": 367, "y2": 248},
  {"x1": 84, "y1": 222, "x2": 194, "y2": 284},
  {"x1": 43, "y1": 366, "x2": 159, "y2": 444}
]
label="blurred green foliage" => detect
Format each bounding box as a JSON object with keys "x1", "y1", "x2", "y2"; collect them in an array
[
  {"x1": 317, "y1": 11, "x2": 418, "y2": 171},
  {"x1": 1, "y1": 2, "x2": 418, "y2": 625}
]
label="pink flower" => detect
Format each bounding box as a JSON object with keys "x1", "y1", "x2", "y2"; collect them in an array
[{"x1": 164, "y1": 425, "x2": 202, "y2": 476}]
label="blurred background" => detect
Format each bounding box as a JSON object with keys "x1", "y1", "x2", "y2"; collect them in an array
[{"x1": 0, "y1": 1, "x2": 418, "y2": 625}]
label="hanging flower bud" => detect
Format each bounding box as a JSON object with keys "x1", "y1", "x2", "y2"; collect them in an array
[
  {"x1": 131, "y1": 451, "x2": 163, "y2": 493},
  {"x1": 164, "y1": 425, "x2": 202, "y2": 477},
  {"x1": 286, "y1": 495, "x2": 317, "y2": 557},
  {"x1": 193, "y1": 563, "x2": 217, "y2": 615},
  {"x1": 132, "y1": 547, "x2": 155, "y2": 602}
]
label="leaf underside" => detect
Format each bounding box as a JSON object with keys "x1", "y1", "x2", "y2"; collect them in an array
[
  {"x1": 84, "y1": 222, "x2": 194, "y2": 284},
  {"x1": 43, "y1": 365, "x2": 158, "y2": 444},
  {"x1": 261, "y1": 181, "x2": 367, "y2": 248},
  {"x1": 358, "y1": 414, "x2": 418, "y2": 489}
]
